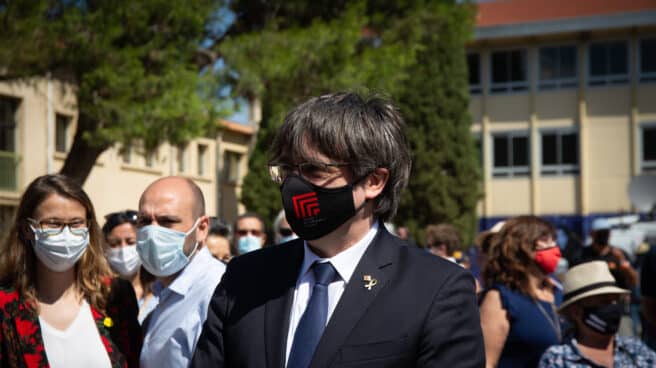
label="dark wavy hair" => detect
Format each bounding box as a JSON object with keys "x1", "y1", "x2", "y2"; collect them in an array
[{"x1": 482, "y1": 215, "x2": 556, "y2": 297}]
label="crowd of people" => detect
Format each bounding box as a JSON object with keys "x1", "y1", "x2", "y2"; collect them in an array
[{"x1": 0, "y1": 91, "x2": 654, "y2": 367}]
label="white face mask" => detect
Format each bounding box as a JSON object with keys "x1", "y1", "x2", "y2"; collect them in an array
[
  {"x1": 107, "y1": 245, "x2": 141, "y2": 277},
  {"x1": 136, "y1": 219, "x2": 199, "y2": 277},
  {"x1": 237, "y1": 235, "x2": 262, "y2": 254},
  {"x1": 31, "y1": 225, "x2": 90, "y2": 272}
]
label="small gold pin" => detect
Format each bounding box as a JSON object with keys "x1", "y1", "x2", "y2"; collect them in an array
[{"x1": 363, "y1": 275, "x2": 378, "y2": 290}]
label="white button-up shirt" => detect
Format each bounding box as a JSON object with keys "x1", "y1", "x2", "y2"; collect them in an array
[
  {"x1": 285, "y1": 221, "x2": 379, "y2": 365},
  {"x1": 140, "y1": 246, "x2": 225, "y2": 368}
]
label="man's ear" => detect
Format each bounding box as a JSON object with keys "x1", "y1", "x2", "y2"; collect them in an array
[
  {"x1": 363, "y1": 168, "x2": 389, "y2": 200},
  {"x1": 196, "y1": 215, "x2": 210, "y2": 242}
]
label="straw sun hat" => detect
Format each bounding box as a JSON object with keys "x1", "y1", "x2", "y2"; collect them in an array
[{"x1": 558, "y1": 261, "x2": 629, "y2": 311}]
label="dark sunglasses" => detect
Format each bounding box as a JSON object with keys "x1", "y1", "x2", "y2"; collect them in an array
[{"x1": 279, "y1": 228, "x2": 293, "y2": 237}]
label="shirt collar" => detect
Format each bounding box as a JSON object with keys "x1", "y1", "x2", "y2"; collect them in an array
[
  {"x1": 299, "y1": 221, "x2": 379, "y2": 283},
  {"x1": 153, "y1": 246, "x2": 211, "y2": 297}
]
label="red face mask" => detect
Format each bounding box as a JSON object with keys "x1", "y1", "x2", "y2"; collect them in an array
[{"x1": 534, "y1": 246, "x2": 561, "y2": 274}]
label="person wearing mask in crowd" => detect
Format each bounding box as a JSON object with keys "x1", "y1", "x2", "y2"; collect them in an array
[
  {"x1": 136, "y1": 176, "x2": 225, "y2": 368},
  {"x1": 576, "y1": 218, "x2": 638, "y2": 291},
  {"x1": 425, "y1": 223, "x2": 462, "y2": 264},
  {"x1": 191, "y1": 92, "x2": 484, "y2": 367},
  {"x1": 0, "y1": 174, "x2": 141, "y2": 367},
  {"x1": 232, "y1": 212, "x2": 267, "y2": 255},
  {"x1": 103, "y1": 210, "x2": 158, "y2": 324},
  {"x1": 539, "y1": 261, "x2": 656, "y2": 367},
  {"x1": 273, "y1": 209, "x2": 298, "y2": 244},
  {"x1": 480, "y1": 215, "x2": 563, "y2": 367},
  {"x1": 577, "y1": 218, "x2": 638, "y2": 336},
  {"x1": 206, "y1": 217, "x2": 232, "y2": 263}
]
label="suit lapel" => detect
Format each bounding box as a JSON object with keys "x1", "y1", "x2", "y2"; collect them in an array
[
  {"x1": 309, "y1": 227, "x2": 397, "y2": 368},
  {"x1": 265, "y1": 240, "x2": 305, "y2": 368}
]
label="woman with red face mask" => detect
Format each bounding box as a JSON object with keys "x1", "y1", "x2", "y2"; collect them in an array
[{"x1": 479, "y1": 215, "x2": 563, "y2": 368}]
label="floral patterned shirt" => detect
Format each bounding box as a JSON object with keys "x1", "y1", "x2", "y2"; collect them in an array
[
  {"x1": 0, "y1": 279, "x2": 142, "y2": 367},
  {"x1": 539, "y1": 336, "x2": 656, "y2": 367}
]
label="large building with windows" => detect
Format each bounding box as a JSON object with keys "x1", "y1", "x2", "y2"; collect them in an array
[
  {"x1": 469, "y1": 0, "x2": 656, "y2": 235},
  {"x1": 0, "y1": 78, "x2": 258, "y2": 232}
]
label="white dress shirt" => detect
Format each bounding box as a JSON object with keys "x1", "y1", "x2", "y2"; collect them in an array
[
  {"x1": 285, "y1": 221, "x2": 379, "y2": 365},
  {"x1": 40, "y1": 300, "x2": 112, "y2": 368},
  {"x1": 140, "y1": 247, "x2": 225, "y2": 368}
]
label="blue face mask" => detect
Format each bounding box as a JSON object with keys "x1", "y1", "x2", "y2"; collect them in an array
[
  {"x1": 237, "y1": 235, "x2": 262, "y2": 255},
  {"x1": 136, "y1": 219, "x2": 200, "y2": 277}
]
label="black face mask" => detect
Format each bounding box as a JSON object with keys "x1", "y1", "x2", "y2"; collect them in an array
[
  {"x1": 582, "y1": 302, "x2": 622, "y2": 335},
  {"x1": 281, "y1": 175, "x2": 362, "y2": 241}
]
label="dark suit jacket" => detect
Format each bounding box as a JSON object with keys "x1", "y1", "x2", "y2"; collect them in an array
[{"x1": 191, "y1": 225, "x2": 485, "y2": 368}]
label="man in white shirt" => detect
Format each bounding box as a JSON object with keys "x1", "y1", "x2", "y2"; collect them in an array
[
  {"x1": 191, "y1": 92, "x2": 484, "y2": 367},
  {"x1": 136, "y1": 176, "x2": 225, "y2": 368}
]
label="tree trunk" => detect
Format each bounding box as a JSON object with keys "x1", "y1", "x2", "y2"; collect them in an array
[{"x1": 59, "y1": 112, "x2": 110, "y2": 185}]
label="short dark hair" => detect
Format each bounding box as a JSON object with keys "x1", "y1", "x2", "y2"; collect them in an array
[
  {"x1": 269, "y1": 92, "x2": 412, "y2": 221},
  {"x1": 234, "y1": 212, "x2": 266, "y2": 233},
  {"x1": 425, "y1": 224, "x2": 461, "y2": 255},
  {"x1": 102, "y1": 210, "x2": 138, "y2": 236},
  {"x1": 209, "y1": 217, "x2": 230, "y2": 237}
]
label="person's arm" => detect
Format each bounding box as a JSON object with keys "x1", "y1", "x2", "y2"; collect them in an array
[
  {"x1": 479, "y1": 289, "x2": 510, "y2": 368},
  {"x1": 417, "y1": 268, "x2": 485, "y2": 367},
  {"x1": 612, "y1": 248, "x2": 639, "y2": 288},
  {"x1": 190, "y1": 276, "x2": 231, "y2": 367}
]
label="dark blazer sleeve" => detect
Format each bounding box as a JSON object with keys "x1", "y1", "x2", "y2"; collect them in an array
[
  {"x1": 417, "y1": 267, "x2": 485, "y2": 367},
  {"x1": 107, "y1": 278, "x2": 143, "y2": 368},
  {"x1": 191, "y1": 270, "x2": 232, "y2": 367}
]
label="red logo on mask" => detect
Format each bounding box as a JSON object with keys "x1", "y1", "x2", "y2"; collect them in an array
[{"x1": 292, "y1": 192, "x2": 320, "y2": 219}]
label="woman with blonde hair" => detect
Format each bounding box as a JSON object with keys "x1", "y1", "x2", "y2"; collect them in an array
[
  {"x1": 0, "y1": 174, "x2": 141, "y2": 367},
  {"x1": 479, "y1": 215, "x2": 564, "y2": 367}
]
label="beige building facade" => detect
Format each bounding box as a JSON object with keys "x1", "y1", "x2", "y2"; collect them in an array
[
  {"x1": 469, "y1": 0, "x2": 656, "y2": 234},
  {"x1": 0, "y1": 78, "x2": 257, "y2": 231}
]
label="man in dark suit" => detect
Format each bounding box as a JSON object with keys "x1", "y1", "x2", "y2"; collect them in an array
[{"x1": 191, "y1": 92, "x2": 485, "y2": 368}]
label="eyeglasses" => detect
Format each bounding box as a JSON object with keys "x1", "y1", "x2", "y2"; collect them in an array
[
  {"x1": 279, "y1": 228, "x2": 293, "y2": 237},
  {"x1": 268, "y1": 161, "x2": 350, "y2": 185},
  {"x1": 236, "y1": 229, "x2": 263, "y2": 237},
  {"x1": 28, "y1": 217, "x2": 88, "y2": 236}
]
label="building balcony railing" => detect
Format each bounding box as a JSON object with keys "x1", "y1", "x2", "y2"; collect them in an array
[{"x1": 0, "y1": 151, "x2": 19, "y2": 191}]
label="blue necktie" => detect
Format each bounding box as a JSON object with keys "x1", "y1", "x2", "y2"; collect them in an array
[{"x1": 287, "y1": 261, "x2": 337, "y2": 368}]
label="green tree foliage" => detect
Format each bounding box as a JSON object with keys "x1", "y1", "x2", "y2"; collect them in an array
[
  {"x1": 395, "y1": 2, "x2": 481, "y2": 246},
  {"x1": 221, "y1": 0, "x2": 481, "y2": 244},
  {"x1": 0, "y1": 0, "x2": 226, "y2": 184}
]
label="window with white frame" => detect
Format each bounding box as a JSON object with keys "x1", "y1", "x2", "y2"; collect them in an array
[
  {"x1": 0, "y1": 96, "x2": 19, "y2": 190},
  {"x1": 589, "y1": 41, "x2": 628, "y2": 86},
  {"x1": 223, "y1": 151, "x2": 241, "y2": 183},
  {"x1": 55, "y1": 114, "x2": 70, "y2": 153},
  {"x1": 0, "y1": 97, "x2": 17, "y2": 154},
  {"x1": 145, "y1": 148, "x2": 156, "y2": 168},
  {"x1": 177, "y1": 144, "x2": 187, "y2": 173},
  {"x1": 122, "y1": 142, "x2": 132, "y2": 164},
  {"x1": 640, "y1": 38, "x2": 656, "y2": 82},
  {"x1": 197, "y1": 144, "x2": 207, "y2": 176},
  {"x1": 467, "y1": 53, "x2": 482, "y2": 95},
  {"x1": 492, "y1": 132, "x2": 530, "y2": 177},
  {"x1": 641, "y1": 123, "x2": 656, "y2": 173},
  {"x1": 490, "y1": 49, "x2": 528, "y2": 93},
  {"x1": 541, "y1": 129, "x2": 579, "y2": 175},
  {"x1": 539, "y1": 45, "x2": 577, "y2": 89}
]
